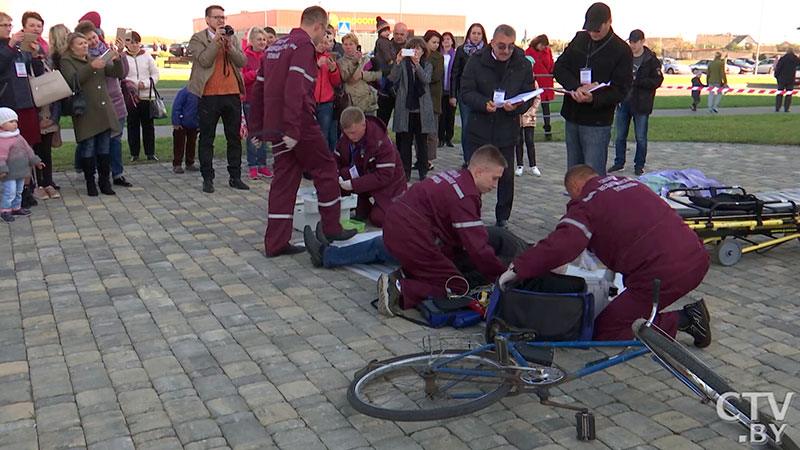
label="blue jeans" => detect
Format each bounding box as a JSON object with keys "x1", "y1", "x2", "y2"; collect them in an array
[
  {"x1": 458, "y1": 98, "x2": 472, "y2": 164},
  {"x1": 315, "y1": 101, "x2": 337, "y2": 152},
  {"x1": 79, "y1": 130, "x2": 111, "y2": 158},
  {"x1": 613, "y1": 102, "x2": 649, "y2": 168},
  {"x1": 565, "y1": 121, "x2": 611, "y2": 176},
  {"x1": 110, "y1": 119, "x2": 125, "y2": 179},
  {"x1": 1, "y1": 178, "x2": 25, "y2": 211},
  {"x1": 243, "y1": 102, "x2": 267, "y2": 167},
  {"x1": 323, "y1": 236, "x2": 397, "y2": 268}
]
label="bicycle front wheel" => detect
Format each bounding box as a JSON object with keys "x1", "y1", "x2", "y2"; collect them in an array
[
  {"x1": 347, "y1": 350, "x2": 512, "y2": 422},
  {"x1": 633, "y1": 320, "x2": 799, "y2": 450}
]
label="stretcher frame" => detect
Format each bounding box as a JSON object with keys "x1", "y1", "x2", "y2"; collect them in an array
[{"x1": 666, "y1": 186, "x2": 800, "y2": 266}]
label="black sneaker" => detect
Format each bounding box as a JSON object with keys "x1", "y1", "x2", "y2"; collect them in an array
[
  {"x1": 202, "y1": 179, "x2": 215, "y2": 193},
  {"x1": 495, "y1": 219, "x2": 508, "y2": 229},
  {"x1": 303, "y1": 225, "x2": 325, "y2": 267},
  {"x1": 1, "y1": 211, "x2": 13, "y2": 222},
  {"x1": 608, "y1": 164, "x2": 625, "y2": 173},
  {"x1": 12, "y1": 208, "x2": 31, "y2": 216},
  {"x1": 131, "y1": 155, "x2": 139, "y2": 162},
  {"x1": 679, "y1": 299, "x2": 711, "y2": 348},
  {"x1": 325, "y1": 227, "x2": 357, "y2": 242},
  {"x1": 113, "y1": 176, "x2": 133, "y2": 187},
  {"x1": 146, "y1": 155, "x2": 159, "y2": 161},
  {"x1": 634, "y1": 167, "x2": 645, "y2": 176},
  {"x1": 268, "y1": 244, "x2": 306, "y2": 257},
  {"x1": 377, "y1": 269, "x2": 403, "y2": 317},
  {"x1": 229, "y1": 178, "x2": 250, "y2": 190}
]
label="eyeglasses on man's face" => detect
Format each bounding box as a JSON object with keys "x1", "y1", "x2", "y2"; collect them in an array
[
  {"x1": 494, "y1": 43, "x2": 515, "y2": 51},
  {"x1": 208, "y1": 15, "x2": 225, "y2": 21},
  {"x1": 0, "y1": 23, "x2": 13, "y2": 29}
]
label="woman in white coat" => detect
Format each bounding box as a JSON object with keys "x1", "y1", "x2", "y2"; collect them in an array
[{"x1": 124, "y1": 31, "x2": 160, "y2": 161}]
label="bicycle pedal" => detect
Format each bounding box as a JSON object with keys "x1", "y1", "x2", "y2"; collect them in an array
[{"x1": 575, "y1": 411, "x2": 596, "y2": 440}]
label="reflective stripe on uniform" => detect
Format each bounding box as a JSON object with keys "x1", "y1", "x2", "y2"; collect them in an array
[
  {"x1": 452, "y1": 220, "x2": 483, "y2": 229},
  {"x1": 559, "y1": 218, "x2": 592, "y2": 240},
  {"x1": 268, "y1": 214, "x2": 293, "y2": 219},
  {"x1": 256, "y1": 76, "x2": 264, "y2": 81},
  {"x1": 273, "y1": 148, "x2": 292, "y2": 157},
  {"x1": 289, "y1": 65, "x2": 315, "y2": 83},
  {"x1": 375, "y1": 163, "x2": 395, "y2": 168},
  {"x1": 317, "y1": 197, "x2": 341, "y2": 207},
  {"x1": 452, "y1": 183, "x2": 465, "y2": 199}
]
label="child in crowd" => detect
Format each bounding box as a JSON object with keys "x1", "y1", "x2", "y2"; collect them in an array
[
  {"x1": 690, "y1": 70, "x2": 705, "y2": 112},
  {"x1": 515, "y1": 56, "x2": 542, "y2": 177},
  {"x1": 171, "y1": 86, "x2": 199, "y2": 174},
  {"x1": 0, "y1": 108, "x2": 44, "y2": 222}
]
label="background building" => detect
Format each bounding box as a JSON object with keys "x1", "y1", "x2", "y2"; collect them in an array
[{"x1": 193, "y1": 10, "x2": 467, "y2": 51}]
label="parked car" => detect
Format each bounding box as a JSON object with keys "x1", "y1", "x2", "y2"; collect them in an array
[
  {"x1": 754, "y1": 57, "x2": 776, "y2": 74},
  {"x1": 729, "y1": 59, "x2": 753, "y2": 73},
  {"x1": 659, "y1": 57, "x2": 691, "y2": 74},
  {"x1": 169, "y1": 43, "x2": 185, "y2": 57},
  {"x1": 689, "y1": 59, "x2": 742, "y2": 74}
]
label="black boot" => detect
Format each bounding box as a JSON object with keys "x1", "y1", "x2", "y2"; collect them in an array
[
  {"x1": 96, "y1": 154, "x2": 116, "y2": 195},
  {"x1": 81, "y1": 157, "x2": 98, "y2": 196},
  {"x1": 21, "y1": 185, "x2": 37, "y2": 208}
]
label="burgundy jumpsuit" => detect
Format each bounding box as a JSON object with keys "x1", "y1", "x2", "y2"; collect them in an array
[{"x1": 513, "y1": 175, "x2": 710, "y2": 340}]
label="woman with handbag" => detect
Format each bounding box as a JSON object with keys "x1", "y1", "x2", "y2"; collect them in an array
[
  {"x1": 59, "y1": 32, "x2": 124, "y2": 196},
  {"x1": 29, "y1": 23, "x2": 70, "y2": 200},
  {"x1": 337, "y1": 33, "x2": 382, "y2": 116},
  {"x1": 123, "y1": 30, "x2": 159, "y2": 161}
]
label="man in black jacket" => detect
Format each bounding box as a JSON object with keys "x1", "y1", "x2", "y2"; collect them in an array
[
  {"x1": 554, "y1": 2, "x2": 632, "y2": 177},
  {"x1": 774, "y1": 48, "x2": 799, "y2": 112},
  {"x1": 609, "y1": 29, "x2": 663, "y2": 176},
  {"x1": 460, "y1": 25, "x2": 534, "y2": 228}
]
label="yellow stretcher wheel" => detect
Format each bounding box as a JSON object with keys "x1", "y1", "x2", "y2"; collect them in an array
[{"x1": 714, "y1": 239, "x2": 742, "y2": 266}]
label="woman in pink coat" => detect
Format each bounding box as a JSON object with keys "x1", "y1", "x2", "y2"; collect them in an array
[
  {"x1": 525, "y1": 34, "x2": 554, "y2": 140},
  {"x1": 242, "y1": 27, "x2": 277, "y2": 179}
]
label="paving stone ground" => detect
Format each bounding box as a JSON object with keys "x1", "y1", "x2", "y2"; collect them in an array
[{"x1": 1, "y1": 140, "x2": 800, "y2": 450}]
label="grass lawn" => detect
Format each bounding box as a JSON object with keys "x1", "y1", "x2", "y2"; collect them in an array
[
  {"x1": 541, "y1": 114, "x2": 800, "y2": 145},
  {"x1": 155, "y1": 79, "x2": 191, "y2": 89},
  {"x1": 60, "y1": 105, "x2": 174, "y2": 129},
  {"x1": 541, "y1": 94, "x2": 776, "y2": 112}
]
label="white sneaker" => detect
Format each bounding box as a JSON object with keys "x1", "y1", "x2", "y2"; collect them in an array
[
  {"x1": 529, "y1": 166, "x2": 542, "y2": 176},
  {"x1": 514, "y1": 166, "x2": 523, "y2": 177}
]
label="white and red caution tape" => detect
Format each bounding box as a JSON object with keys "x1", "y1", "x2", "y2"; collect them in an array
[{"x1": 659, "y1": 85, "x2": 798, "y2": 96}]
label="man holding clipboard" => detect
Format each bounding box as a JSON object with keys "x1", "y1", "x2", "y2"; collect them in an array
[
  {"x1": 459, "y1": 24, "x2": 533, "y2": 228},
  {"x1": 553, "y1": 2, "x2": 632, "y2": 177}
]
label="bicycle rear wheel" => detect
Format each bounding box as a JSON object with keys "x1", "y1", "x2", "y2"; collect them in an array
[
  {"x1": 347, "y1": 349, "x2": 512, "y2": 422},
  {"x1": 633, "y1": 320, "x2": 799, "y2": 450}
]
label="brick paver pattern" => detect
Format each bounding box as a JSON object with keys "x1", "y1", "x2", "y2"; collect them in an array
[{"x1": 1, "y1": 141, "x2": 799, "y2": 450}]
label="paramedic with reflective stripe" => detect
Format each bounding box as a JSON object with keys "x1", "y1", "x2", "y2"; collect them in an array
[
  {"x1": 248, "y1": 6, "x2": 354, "y2": 256},
  {"x1": 381, "y1": 145, "x2": 508, "y2": 312},
  {"x1": 510, "y1": 165, "x2": 710, "y2": 342},
  {"x1": 335, "y1": 107, "x2": 407, "y2": 227}
]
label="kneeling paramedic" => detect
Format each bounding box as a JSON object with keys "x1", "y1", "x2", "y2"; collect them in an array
[
  {"x1": 377, "y1": 145, "x2": 508, "y2": 317},
  {"x1": 334, "y1": 106, "x2": 407, "y2": 227},
  {"x1": 500, "y1": 165, "x2": 712, "y2": 347}
]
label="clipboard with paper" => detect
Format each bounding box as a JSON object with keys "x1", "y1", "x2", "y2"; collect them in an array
[{"x1": 547, "y1": 82, "x2": 611, "y2": 95}]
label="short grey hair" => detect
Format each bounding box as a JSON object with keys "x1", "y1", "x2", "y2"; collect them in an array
[{"x1": 493, "y1": 24, "x2": 516, "y2": 39}]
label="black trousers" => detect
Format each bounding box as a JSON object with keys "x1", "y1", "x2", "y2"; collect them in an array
[
  {"x1": 469, "y1": 141, "x2": 515, "y2": 221},
  {"x1": 377, "y1": 94, "x2": 395, "y2": 126},
  {"x1": 439, "y1": 96, "x2": 456, "y2": 142},
  {"x1": 127, "y1": 99, "x2": 155, "y2": 157},
  {"x1": 515, "y1": 127, "x2": 536, "y2": 167},
  {"x1": 395, "y1": 112, "x2": 428, "y2": 180},
  {"x1": 33, "y1": 132, "x2": 54, "y2": 187},
  {"x1": 540, "y1": 103, "x2": 552, "y2": 133},
  {"x1": 776, "y1": 82, "x2": 794, "y2": 111},
  {"x1": 198, "y1": 94, "x2": 242, "y2": 180}
]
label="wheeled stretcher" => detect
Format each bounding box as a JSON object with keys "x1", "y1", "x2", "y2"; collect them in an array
[{"x1": 663, "y1": 187, "x2": 800, "y2": 266}]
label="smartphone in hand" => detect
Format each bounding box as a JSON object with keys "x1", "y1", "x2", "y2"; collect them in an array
[{"x1": 401, "y1": 48, "x2": 414, "y2": 57}]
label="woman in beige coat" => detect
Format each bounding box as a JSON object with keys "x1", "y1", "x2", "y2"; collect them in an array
[{"x1": 337, "y1": 33, "x2": 382, "y2": 115}]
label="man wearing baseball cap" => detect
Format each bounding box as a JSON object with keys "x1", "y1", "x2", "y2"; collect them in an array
[
  {"x1": 609, "y1": 29, "x2": 663, "y2": 176},
  {"x1": 553, "y1": 2, "x2": 632, "y2": 177}
]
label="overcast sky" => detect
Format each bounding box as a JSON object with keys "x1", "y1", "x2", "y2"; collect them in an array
[{"x1": 6, "y1": 0, "x2": 800, "y2": 44}]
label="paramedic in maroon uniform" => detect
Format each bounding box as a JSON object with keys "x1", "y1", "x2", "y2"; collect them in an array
[
  {"x1": 503, "y1": 165, "x2": 712, "y2": 347},
  {"x1": 377, "y1": 145, "x2": 508, "y2": 317},
  {"x1": 249, "y1": 6, "x2": 355, "y2": 256},
  {"x1": 335, "y1": 107, "x2": 407, "y2": 227}
]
